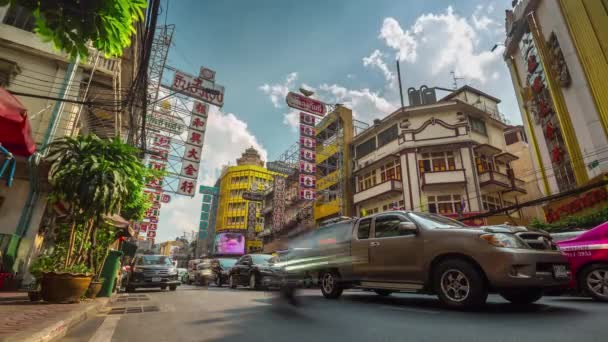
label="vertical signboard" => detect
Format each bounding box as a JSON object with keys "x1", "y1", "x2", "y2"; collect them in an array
[
  {"x1": 246, "y1": 202, "x2": 257, "y2": 240},
  {"x1": 272, "y1": 176, "x2": 286, "y2": 231},
  {"x1": 299, "y1": 112, "x2": 316, "y2": 201},
  {"x1": 199, "y1": 186, "x2": 219, "y2": 252}
]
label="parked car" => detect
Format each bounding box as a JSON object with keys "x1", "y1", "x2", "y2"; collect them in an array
[
  {"x1": 195, "y1": 259, "x2": 215, "y2": 286},
  {"x1": 557, "y1": 221, "x2": 608, "y2": 302},
  {"x1": 283, "y1": 211, "x2": 571, "y2": 309},
  {"x1": 229, "y1": 254, "x2": 282, "y2": 290},
  {"x1": 177, "y1": 268, "x2": 188, "y2": 284},
  {"x1": 124, "y1": 255, "x2": 180, "y2": 292},
  {"x1": 186, "y1": 259, "x2": 203, "y2": 284},
  {"x1": 213, "y1": 258, "x2": 237, "y2": 287}
]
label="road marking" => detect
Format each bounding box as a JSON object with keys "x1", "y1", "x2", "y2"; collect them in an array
[
  {"x1": 88, "y1": 315, "x2": 120, "y2": 342},
  {"x1": 379, "y1": 305, "x2": 440, "y2": 314}
]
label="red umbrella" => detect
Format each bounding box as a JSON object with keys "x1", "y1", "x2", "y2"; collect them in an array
[{"x1": 0, "y1": 87, "x2": 36, "y2": 157}]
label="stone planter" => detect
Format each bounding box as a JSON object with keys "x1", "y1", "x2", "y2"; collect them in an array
[
  {"x1": 41, "y1": 272, "x2": 92, "y2": 303},
  {"x1": 85, "y1": 281, "x2": 103, "y2": 299}
]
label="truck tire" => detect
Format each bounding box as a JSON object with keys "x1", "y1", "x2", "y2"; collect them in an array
[
  {"x1": 169, "y1": 285, "x2": 177, "y2": 291},
  {"x1": 434, "y1": 259, "x2": 488, "y2": 309},
  {"x1": 499, "y1": 288, "x2": 543, "y2": 304},
  {"x1": 580, "y1": 264, "x2": 608, "y2": 302},
  {"x1": 320, "y1": 270, "x2": 343, "y2": 299}
]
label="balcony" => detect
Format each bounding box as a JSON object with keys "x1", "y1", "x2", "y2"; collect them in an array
[
  {"x1": 503, "y1": 177, "x2": 527, "y2": 196},
  {"x1": 478, "y1": 170, "x2": 511, "y2": 191},
  {"x1": 421, "y1": 170, "x2": 466, "y2": 189},
  {"x1": 354, "y1": 179, "x2": 403, "y2": 204}
]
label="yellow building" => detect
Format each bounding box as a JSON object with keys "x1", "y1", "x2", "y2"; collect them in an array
[
  {"x1": 215, "y1": 147, "x2": 282, "y2": 253},
  {"x1": 159, "y1": 241, "x2": 185, "y2": 256},
  {"x1": 503, "y1": 0, "x2": 608, "y2": 222},
  {"x1": 314, "y1": 105, "x2": 354, "y2": 224}
]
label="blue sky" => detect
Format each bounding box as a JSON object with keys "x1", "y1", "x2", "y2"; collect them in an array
[{"x1": 156, "y1": 0, "x2": 520, "y2": 242}]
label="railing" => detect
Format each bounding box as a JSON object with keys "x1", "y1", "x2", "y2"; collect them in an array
[
  {"x1": 479, "y1": 170, "x2": 511, "y2": 187},
  {"x1": 470, "y1": 102, "x2": 510, "y2": 125},
  {"x1": 422, "y1": 170, "x2": 466, "y2": 188},
  {"x1": 354, "y1": 179, "x2": 403, "y2": 204}
]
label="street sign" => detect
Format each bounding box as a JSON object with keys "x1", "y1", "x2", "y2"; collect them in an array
[
  {"x1": 170, "y1": 70, "x2": 225, "y2": 107},
  {"x1": 242, "y1": 191, "x2": 265, "y2": 202},
  {"x1": 286, "y1": 92, "x2": 326, "y2": 116},
  {"x1": 266, "y1": 161, "x2": 297, "y2": 175}
]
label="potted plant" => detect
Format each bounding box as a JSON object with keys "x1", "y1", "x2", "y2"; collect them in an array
[{"x1": 38, "y1": 135, "x2": 158, "y2": 303}]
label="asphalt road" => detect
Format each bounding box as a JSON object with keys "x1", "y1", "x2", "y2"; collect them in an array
[{"x1": 61, "y1": 285, "x2": 607, "y2": 342}]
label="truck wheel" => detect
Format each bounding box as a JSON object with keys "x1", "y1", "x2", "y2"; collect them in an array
[
  {"x1": 374, "y1": 289, "x2": 392, "y2": 297},
  {"x1": 320, "y1": 270, "x2": 343, "y2": 299},
  {"x1": 434, "y1": 259, "x2": 488, "y2": 309},
  {"x1": 229, "y1": 275, "x2": 237, "y2": 289},
  {"x1": 169, "y1": 285, "x2": 177, "y2": 291},
  {"x1": 580, "y1": 264, "x2": 608, "y2": 302},
  {"x1": 499, "y1": 288, "x2": 543, "y2": 304}
]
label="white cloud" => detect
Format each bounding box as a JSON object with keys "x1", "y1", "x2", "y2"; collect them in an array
[
  {"x1": 379, "y1": 18, "x2": 417, "y2": 63},
  {"x1": 258, "y1": 72, "x2": 298, "y2": 108},
  {"x1": 472, "y1": 4, "x2": 497, "y2": 31},
  {"x1": 363, "y1": 49, "x2": 396, "y2": 84},
  {"x1": 346, "y1": 74, "x2": 355, "y2": 79},
  {"x1": 282, "y1": 110, "x2": 300, "y2": 131},
  {"x1": 318, "y1": 84, "x2": 397, "y2": 122},
  {"x1": 156, "y1": 107, "x2": 268, "y2": 242},
  {"x1": 378, "y1": 7, "x2": 503, "y2": 83}
]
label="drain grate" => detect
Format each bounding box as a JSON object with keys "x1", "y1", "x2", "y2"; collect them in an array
[{"x1": 107, "y1": 305, "x2": 160, "y2": 315}]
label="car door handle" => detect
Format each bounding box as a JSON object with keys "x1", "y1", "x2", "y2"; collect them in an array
[{"x1": 370, "y1": 241, "x2": 380, "y2": 247}]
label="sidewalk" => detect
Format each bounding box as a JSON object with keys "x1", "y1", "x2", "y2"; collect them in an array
[{"x1": 0, "y1": 292, "x2": 110, "y2": 342}]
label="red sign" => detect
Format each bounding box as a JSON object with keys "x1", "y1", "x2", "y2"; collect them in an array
[
  {"x1": 148, "y1": 223, "x2": 158, "y2": 231},
  {"x1": 148, "y1": 217, "x2": 159, "y2": 224},
  {"x1": 544, "y1": 188, "x2": 608, "y2": 223},
  {"x1": 286, "y1": 92, "x2": 326, "y2": 116},
  {"x1": 187, "y1": 130, "x2": 204, "y2": 147},
  {"x1": 161, "y1": 194, "x2": 171, "y2": 203},
  {"x1": 199, "y1": 67, "x2": 216, "y2": 81},
  {"x1": 140, "y1": 223, "x2": 148, "y2": 232},
  {"x1": 152, "y1": 201, "x2": 161, "y2": 209},
  {"x1": 147, "y1": 231, "x2": 157, "y2": 238},
  {"x1": 153, "y1": 135, "x2": 171, "y2": 149},
  {"x1": 171, "y1": 70, "x2": 224, "y2": 107},
  {"x1": 192, "y1": 102, "x2": 209, "y2": 117}
]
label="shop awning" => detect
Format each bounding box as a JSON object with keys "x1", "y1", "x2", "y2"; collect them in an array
[{"x1": 0, "y1": 87, "x2": 35, "y2": 157}]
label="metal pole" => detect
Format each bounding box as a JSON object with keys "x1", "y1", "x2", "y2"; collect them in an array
[
  {"x1": 41, "y1": 56, "x2": 80, "y2": 154},
  {"x1": 396, "y1": 60, "x2": 405, "y2": 108}
]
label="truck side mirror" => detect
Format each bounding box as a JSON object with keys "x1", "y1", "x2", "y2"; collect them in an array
[{"x1": 398, "y1": 221, "x2": 418, "y2": 233}]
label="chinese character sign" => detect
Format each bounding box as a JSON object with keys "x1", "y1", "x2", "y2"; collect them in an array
[
  {"x1": 170, "y1": 70, "x2": 224, "y2": 107},
  {"x1": 272, "y1": 176, "x2": 286, "y2": 231},
  {"x1": 187, "y1": 130, "x2": 205, "y2": 147},
  {"x1": 181, "y1": 161, "x2": 199, "y2": 179},
  {"x1": 192, "y1": 102, "x2": 209, "y2": 117},
  {"x1": 178, "y1": 178, "x2": 197, "y2": 197},
  {"x1": 299, "y1": 112, "x2": 316, "y2": 201},
  {"x1": 183, "y1": 143, "x2": 203, "y2": 163}
]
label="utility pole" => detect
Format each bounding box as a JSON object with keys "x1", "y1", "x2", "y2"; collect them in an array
[
  {"x1": 450, "y1": 71, "x2": 464, "y2": 90},
  {"x1": 396, "y1": 60, "x2": 405, "y2": 108}
]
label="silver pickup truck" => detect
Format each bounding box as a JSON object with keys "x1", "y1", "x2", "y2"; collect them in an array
[{"x1": 280, "y1": 211, "x2": 571, "y2": 309}]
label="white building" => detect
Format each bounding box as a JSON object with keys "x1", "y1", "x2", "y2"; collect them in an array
[
  {"x1": 0, "y1": 3, "x2": 125, "y2": 277},
  {"x1": 352, "y1": 86, "x2": 528, "y2": 224}
]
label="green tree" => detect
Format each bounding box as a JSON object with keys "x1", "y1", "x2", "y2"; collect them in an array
[
  {"x1": 0, "y1": 0, "x2": 147, "y2": 59},
  {"x1": 47, "y1": 135, "x2": 157, "y2": 275}
]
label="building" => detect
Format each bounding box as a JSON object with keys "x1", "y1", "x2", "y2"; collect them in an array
[
  {"x1": 159, "y1": 240, "x2": 185, "y2": 257},
  {"x1": 214, "y1": 147, "x2": 282, "y2": 254},
  {"x1": 503, "y1": 0, "x2": 608, "y2": 222},
  {"x1": 352, "y1": 85, "x2": 528, "y2": 224},
  {"x1": 504, "y1": 125, "x2": 546, "y2": 220},
  {"x1": 198, "y1": 184, "x2": 219, "y2": 257},
  {"x1": 314, "y1": 105, "x2": 354, "y2": 224},
  {"x1": 0, "y1": 3, "x2": 129, "y2": 276}
]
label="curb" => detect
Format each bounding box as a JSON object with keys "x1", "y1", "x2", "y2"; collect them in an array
[{"x1": 4, "y1": 297, "x2": 110, "y2": 342}]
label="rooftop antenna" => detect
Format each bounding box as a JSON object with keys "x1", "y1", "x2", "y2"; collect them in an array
[{"x1": 450, "y1": 71, "x2": 464, "y2": 90}]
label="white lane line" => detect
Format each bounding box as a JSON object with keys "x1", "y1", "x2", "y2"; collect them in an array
[
  {"x1": 379, "y1": 305, "x2": 440, "y2": 314},
  {"x1": 88, "y1": 315, "x2": 121, "y2": 342}
]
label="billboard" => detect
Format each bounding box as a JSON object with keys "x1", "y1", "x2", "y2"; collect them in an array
[
  {"x1": 214, "y1": 233, "x2": 245, "y2": 255},
  {"x1": 170, "y1": 70, "x2": 225, "y2": 107},
  {"x1": 286, "y1": 92, "x2": 326, "y2": 116}
]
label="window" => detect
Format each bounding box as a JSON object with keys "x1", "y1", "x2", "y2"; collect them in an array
[
  {"x1": 475, "y1": 154, "x2": 495, "y2": 173},
  {"x1": 358, "y1": 170, "x2": 377, "y2": 191},
  {"x1": 470, "y1": 117, "x2": 487, "y2": 135},
  {"x1": 356, "y1": 137, "x2": 376, "y2": 158},
  {"x1": 504, "y1": 131, "x2": 519, "y2": 145},
  {"x1": 381, "y1": 200, "x2": 404, "y2": 212},
  {"x1": 362, "y1": 207, "x2": 379, "y2": 215},
  {"x1": 374, "y1": 215, "x2": 411, "y2": 238},
  {"x1": 377, "y1": 124, "x2": 398, "y2": 147},
  {"x1": 418, "y1": 152, "x2": 456, "y2": 173},
  {"x1": 357, "y1": 219, "x2": 371, "y2": 239},
  {"x1": 138, "y1": 255, "x2": 173, "y2": 266},
  {"x1": 427, "y1": 194, "x2": 462, "y2": 215},
  {"x1": 2, "y1": 5, "x2": 35, "y2": 31},
  {"x1": 482, "y1": 195, "x2": 501, "y2": 211},
  {"x1": 408, "y1": 212, "x2": 467, "y2": 229},
  {"x1": 380, "y1": 159, "x2": 401, "y2": 182}
]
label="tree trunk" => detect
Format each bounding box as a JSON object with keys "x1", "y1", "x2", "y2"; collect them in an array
[
  {"x1": 73, "y1": 218, "x2": 94, "y2": 266},
  {"x1": 87, "y1": 217, "x2": 99, "y2": 274},
  {"x1": 64, "y1": 218, "x2": 77, "y2": 268}
]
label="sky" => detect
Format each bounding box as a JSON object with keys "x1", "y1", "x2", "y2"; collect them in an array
[{"x1": 155, "y1": 0, "x2": 520, "y2": 242}]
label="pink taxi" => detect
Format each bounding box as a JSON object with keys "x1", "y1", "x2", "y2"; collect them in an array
[{"x1": 556, "y1": 221, "x2": 608, "y2": 302}]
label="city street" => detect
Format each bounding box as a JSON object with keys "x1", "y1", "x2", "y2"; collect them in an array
[{"x1": 61, "y1": 285, "x2": 607, "y2": 342}]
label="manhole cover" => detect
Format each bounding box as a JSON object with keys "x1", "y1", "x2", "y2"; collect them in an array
[{"x1": 106, "y1": 305, "x2": 160, "y2": 315}]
